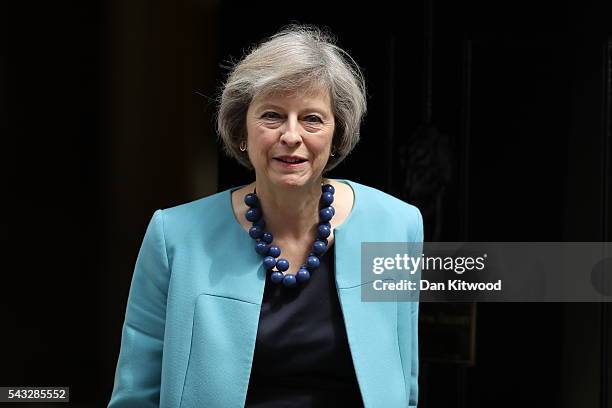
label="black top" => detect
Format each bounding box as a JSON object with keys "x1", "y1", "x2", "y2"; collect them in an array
[{"x1": 244, "y1": 243, "x2": 365, "y2": 408}]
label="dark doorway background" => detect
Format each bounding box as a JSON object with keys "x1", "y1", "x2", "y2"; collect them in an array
[{"x1": 1, "y1": 1, "x2": 611, "y2": 407}]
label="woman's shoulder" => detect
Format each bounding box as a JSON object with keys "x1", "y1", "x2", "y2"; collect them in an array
[
  {"x1": 340, "y1": 179, "x2": 421, "y2": 219},
  {"x1": 336, "y1": 179, "x2": 423, "y2": 241},
  {"x1": 158, "y1": 187, "x2": 234, "y2": 230}
]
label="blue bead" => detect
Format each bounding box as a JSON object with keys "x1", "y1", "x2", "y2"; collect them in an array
[
  {"x1": 319, "y1": 207, "x2": 333, "y2": 222},
  {"x1": 263, "y1": 256, "x2": 276, "y2": 270},
  {"x1": 244, "y1": 193, "x2": 259, "y2": 207},
  {"x1": 296, "y1": 268, "x2": 311, "y2": 283},
  {"x1": 282, "y1": 274, "x2": 297, "y2": 287},
  {"x1": 307, "y1": 255, "x2": 320, "y2": 269},
  {"x1": 245, "y1": 207, "x2": 261, "y2": 222},
  {"x1": 319, "y1": 221, "x2": 331, "y2": 229},
  {"x1": 276, "y1": 258, "x2": 289, "y2": 271},
  {"x1": 255, "y1": 241, "x2": 269, "y2": 255},
  {"x1": 261, "y1": 232, "x2": 273, "y2": 244},
  {"x1": 312, "y1": 240, "x2": 327, "y2": 255},
  {"x1": 317, "y1": 224, "x2": 331, "y2": 238},
  {"x1": 253, "y1": 218, "x2": 266, "y2": 228},
  {"x1": 329, "y1": 206, "x2": 335, "y2": 215},
  {"x1": 267, "y1": 245, "x2": 281, "y2": 257},
  {"x1": 321, "y1": 191, "x2": 334, "y2": 206},
  {"x1": 270, "y1": 271, "x2": 284, "y2": 284},
  {"x1": 322, "y1": 184, "x2": 335, "y2": 194},
  {"x1": 249, "y1": 225, "x2": 263, "y2": 239}
]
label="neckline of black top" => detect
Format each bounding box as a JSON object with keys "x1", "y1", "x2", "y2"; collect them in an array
[{"x1": 245, "y1": 241, "x2": 365, "y2": 407}]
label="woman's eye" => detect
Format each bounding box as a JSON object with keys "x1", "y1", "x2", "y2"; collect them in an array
[
  {"x1": 261, "y1": 112, "x2": 280, "y2": 119},
  {"x1": 304, "y1": 115, "x2": 323, "y2": 123}
]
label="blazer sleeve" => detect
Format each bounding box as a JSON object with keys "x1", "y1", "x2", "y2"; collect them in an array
[
  {"x1": 108, "y1": 209, "x2": 170, "y2": 408},
  {"x1": 398, "y1": 207, "x2": 423, "y2": 408}
]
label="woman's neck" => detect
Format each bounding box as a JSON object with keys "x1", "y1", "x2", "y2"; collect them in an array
[{"x1": 253, "y1": 178, "x2": 326, "y2": 241}]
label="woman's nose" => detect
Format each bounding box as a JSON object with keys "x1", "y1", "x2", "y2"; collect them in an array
[{"x1": 279, "y1": 116, "x2": 302, "y2": 146}]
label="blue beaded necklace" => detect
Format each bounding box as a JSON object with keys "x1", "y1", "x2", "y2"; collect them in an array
[{"x1": 244, "y1": 183, "x2": 336, "y2": 288}]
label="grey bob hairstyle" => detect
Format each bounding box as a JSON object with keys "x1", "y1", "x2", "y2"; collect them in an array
[{"x1": 216, "y1": 24, "x2": 367, "y2": 172}]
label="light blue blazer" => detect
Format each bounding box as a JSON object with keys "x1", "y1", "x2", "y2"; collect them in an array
[{"x1": 108, "y1": 179, "x2": 423, "y2": 408}]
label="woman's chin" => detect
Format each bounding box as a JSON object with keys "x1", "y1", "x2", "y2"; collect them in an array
[
  {"x1": 276, "y1": 176, "x2": 306, "y2": 188},
  {"x1": 267, "y1": 172, "x2": 315, "y2": 189}
]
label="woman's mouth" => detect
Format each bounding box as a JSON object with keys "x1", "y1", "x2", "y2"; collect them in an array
[{"x1": 273, "y1": 156, "x2": 308, "y2": 167}]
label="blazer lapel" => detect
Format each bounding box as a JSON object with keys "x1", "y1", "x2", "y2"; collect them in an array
[
  {"x1": 180, "y1": 217, "x2": 267, "y2": 408},
  {"x1": 333, "y1": 181, "x2": 408, "y2": 408}
]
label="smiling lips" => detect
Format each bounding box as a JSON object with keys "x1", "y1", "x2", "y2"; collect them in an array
[{"x1": 273, "y1": 155, "x2": 308, "y2": 164}]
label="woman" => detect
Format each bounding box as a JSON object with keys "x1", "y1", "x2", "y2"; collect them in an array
[{"x1": 109, "y1": 25, "x2": 423, "y2": 408}]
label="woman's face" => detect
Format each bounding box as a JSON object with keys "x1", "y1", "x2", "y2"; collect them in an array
[{"x1": 245, "y1": 88, "x2": 335, "y2": 189}]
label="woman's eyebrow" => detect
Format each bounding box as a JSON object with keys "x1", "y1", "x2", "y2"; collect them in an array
[
  {"x1": 255, "y1": 103, "x2": 331, "y2": 116},
  {"x1": 255, "y1": 103, "x2": 284, "y2": 112}
]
